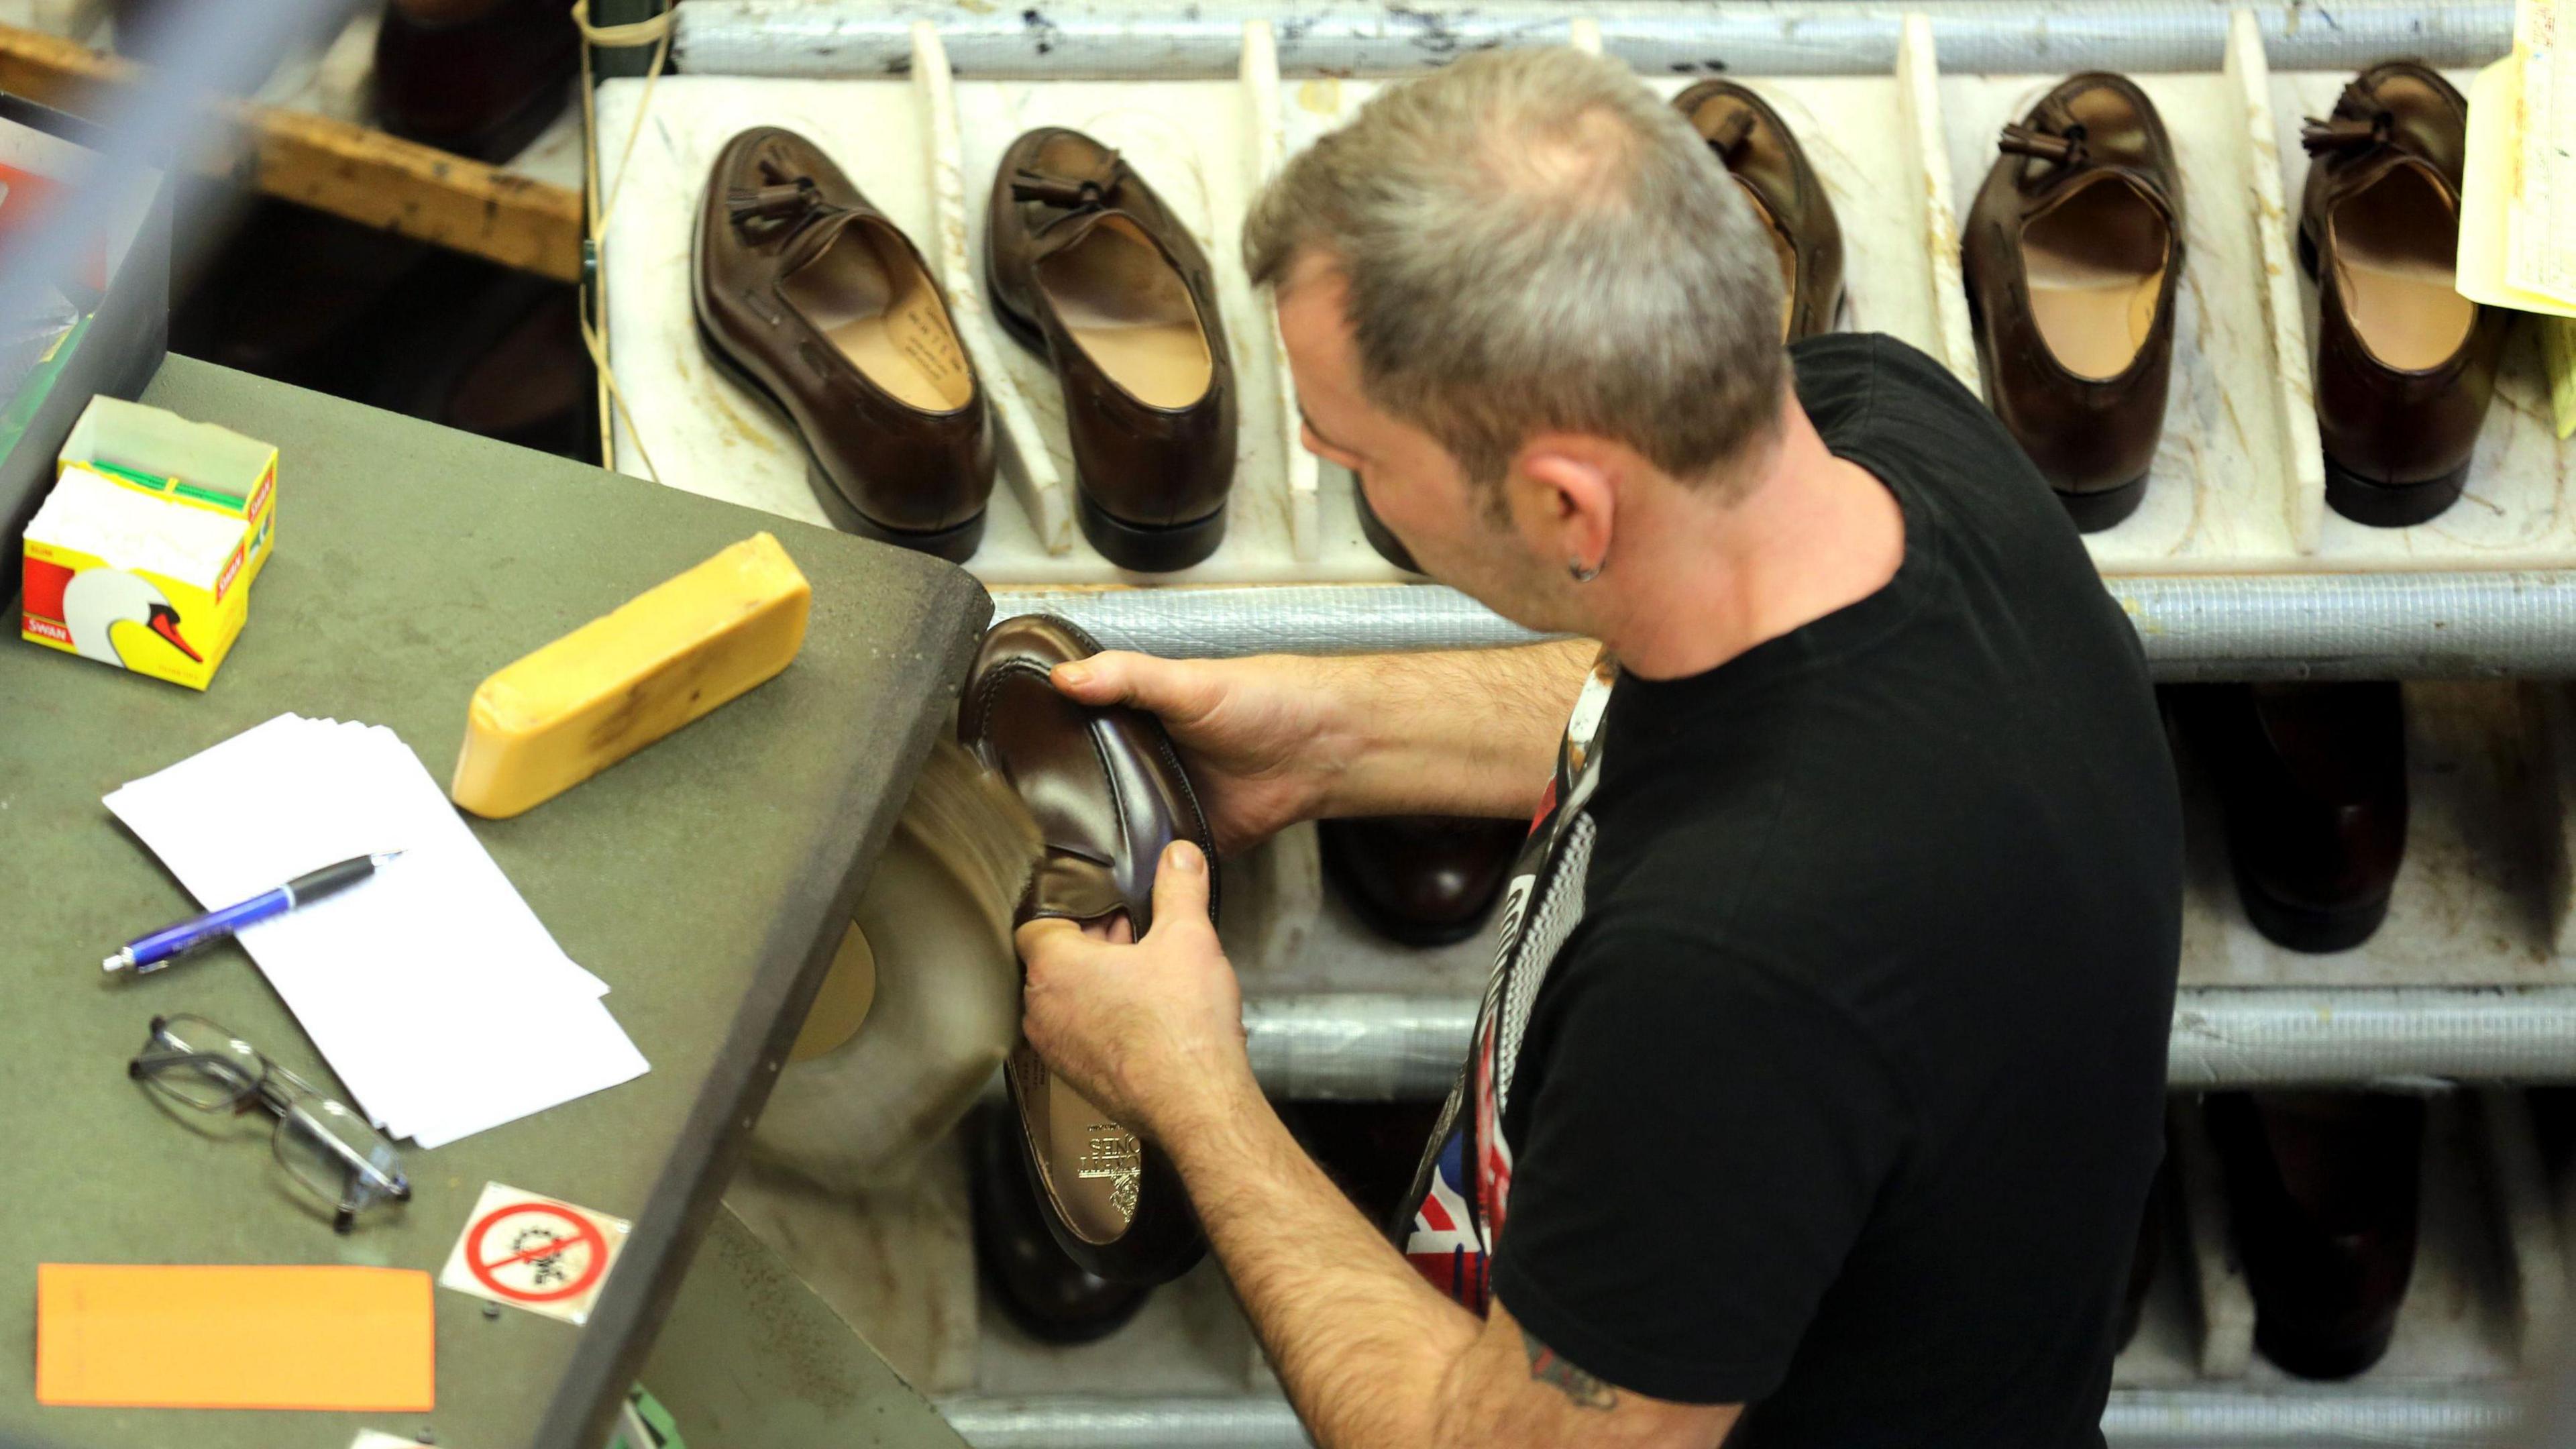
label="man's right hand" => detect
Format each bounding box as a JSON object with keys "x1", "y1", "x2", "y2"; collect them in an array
[
  {"x1": 1050, "y1": 639, "x2": 1595, "y2": 855},
  {"x1": 1051, "y1": 651, "x2": 1350, "y2": 856}
]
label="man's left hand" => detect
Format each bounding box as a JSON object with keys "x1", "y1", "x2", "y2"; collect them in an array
[{"x1": 1014, "y1": 840, "x2": 1255, "y2": 1142}]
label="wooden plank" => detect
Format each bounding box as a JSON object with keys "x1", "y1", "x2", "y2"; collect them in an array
[{"x1": 0, "y1": 23, "x2": 583, "y2": 282}]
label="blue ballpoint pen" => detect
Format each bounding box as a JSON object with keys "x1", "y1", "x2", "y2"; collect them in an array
[{"x1": 103, "y1": 851, "x2": 405, "y2": 975}]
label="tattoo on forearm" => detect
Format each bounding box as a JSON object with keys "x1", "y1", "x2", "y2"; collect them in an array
[{"x1": 1521, "y1": 1326, "x2": 1617, "y2": 1410}]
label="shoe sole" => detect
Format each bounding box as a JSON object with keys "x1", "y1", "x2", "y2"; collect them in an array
[
  {"x1": 985, "y1": 254, "x2": 1228, "y2": 573},
  {"x1": 2324, "y1": 455, "x2": 2467, "y2": 529},
  {"x1": 2253, "y1": 1316, "x2": 2399, "y2": 1382},
  {"x1": 2233, "y1": 857, "x2": 2393, "y2": 954},
  {"x1": 2058, "y1": 472, "x2": 2149, "y2": 533},
  {"x1": 692, "y1": 319, "x2": 986, "y2": 562}
]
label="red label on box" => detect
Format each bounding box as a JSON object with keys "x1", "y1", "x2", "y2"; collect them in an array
[
  {"x1": 215, "y1": 544, "x2": 243, "y2": 603},
  {"x1": 23, "y1": 614, "x2": 66, "y2": 644},
  {"x1": 21, "y1": 555, "x2": 70, "y2": 622}
]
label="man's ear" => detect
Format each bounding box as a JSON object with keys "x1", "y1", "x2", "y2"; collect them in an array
[{"x1": 1509, "y1": 436, "x2": 1620, "y2": 574}]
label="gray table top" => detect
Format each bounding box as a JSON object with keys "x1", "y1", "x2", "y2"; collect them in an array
[{"x1": 0, "y1": 357, "x2": 988, "y2": 1449}]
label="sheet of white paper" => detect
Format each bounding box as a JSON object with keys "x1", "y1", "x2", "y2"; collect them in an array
[{"x1": 103, "y1": 714, "x2": 647, "y2": 1146}]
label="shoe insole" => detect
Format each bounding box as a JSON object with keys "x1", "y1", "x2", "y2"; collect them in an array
[
  {"x1": 2022, "y1": 175, "x2": 2169, "y2": 382},
  {"x1": 1011, "y1": 1052, "x2": 1140, "y2": 1244},
  {"x1": 1036, "y1": 214, "x2": 1214, "y2": 411},
  {"x1": 1735, "y1": 178, "x2": 1800, "y2": 341},
  {"x1": 781, "y1": 224, "x2": 977, "y2": 413},
  {"x1": 2330, "y1": 162, "x2": 2473, "y2": 372}
]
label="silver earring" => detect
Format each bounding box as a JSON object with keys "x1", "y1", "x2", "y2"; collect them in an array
[{"x1": 1568, "y1": 558, "x2": 1601, "y2": 583}]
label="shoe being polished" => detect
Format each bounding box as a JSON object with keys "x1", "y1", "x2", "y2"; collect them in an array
[
  {"x1": 695, "y1": 128, "x2": 996, "y2": 560},
  {"x1": 959, "y1": 614, "x2": 1212, "y2": 1285},
  {"x1": 1963, "y1": 74, "x2": 2184, "y2": 532},
  {"x1": 2178, "y1": 682, "x2": 2407, "y2": 953},
  {"x1": 969, "y1": 1102, "x2": 1150, "y2": 1343},
  {"x1": 1675, "y1": 80, "x2": 1845, "y2": 342},
  {"x1": 2206, "y1": 1091, "x2": 2424, "y2": 1380},
  {"x1": 1320, "y1": 816, "x2": 1524, "y2": 949},
  {"x1": 985, "y1": 129, "x2": 1236, "y2": 572},
  {"x1": 2299, "y1": 64, "x2": 2506, "y2": 527}
]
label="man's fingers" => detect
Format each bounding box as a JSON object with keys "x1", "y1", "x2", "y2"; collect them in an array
[
  {"x1": 1051, "y1": 651, "x2": 1218, "y2": 726},
  {"x1": 1015, "y1": 916, "x2": 1097, "y2": 970},
  {"x1": 1144, "y1": 841, "x2": 1216, "y2": 945}
]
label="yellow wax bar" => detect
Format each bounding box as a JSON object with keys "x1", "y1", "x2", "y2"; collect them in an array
[{"x1": 451, "y1": 532, "x2": 811, "y2": 818}]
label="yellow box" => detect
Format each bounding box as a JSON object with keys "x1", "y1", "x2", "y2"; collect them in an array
[{"x1": 17, "y1": 397, "x2": 277, "y2": 690}]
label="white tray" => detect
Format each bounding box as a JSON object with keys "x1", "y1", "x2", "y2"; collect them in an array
[{"x1": 596, "y1": 11, "x2": 2551, "y2": 588}]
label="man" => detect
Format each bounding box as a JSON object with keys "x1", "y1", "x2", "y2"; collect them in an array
[{"x1": 1014, "y1": 46, "x2": 2182, "y2": 1448}]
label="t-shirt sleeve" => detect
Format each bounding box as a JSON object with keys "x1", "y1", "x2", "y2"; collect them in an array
[{"x1": 1487, "y1": 927, "x2": 1909, "y2": 1405}]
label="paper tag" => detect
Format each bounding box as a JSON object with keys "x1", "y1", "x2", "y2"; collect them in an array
[{"x1": 438, "y1": 1182, "x2": 631, "y2": 1325}]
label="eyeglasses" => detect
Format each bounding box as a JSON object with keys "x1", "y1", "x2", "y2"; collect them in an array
[{"x1": 129, "y1": 1014, "x2": 410, "y2": 1232}]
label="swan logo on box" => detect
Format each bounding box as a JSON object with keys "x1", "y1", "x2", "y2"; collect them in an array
[{"x1": 19, "y1": 400, "x2": 277, "y2": 691}]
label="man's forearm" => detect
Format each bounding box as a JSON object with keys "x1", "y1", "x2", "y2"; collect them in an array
[
  {"x1": 1169, "y1": 1074, "x2": 1479, "y2": 1449},
  {"x1": 1309, "y1": 639, "x2": 1593, "y2": 820}
]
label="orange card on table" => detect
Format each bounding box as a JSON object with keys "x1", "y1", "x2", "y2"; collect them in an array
[{"x1": 36, "y1": 1263, "x2": 435, "y2": 1410}]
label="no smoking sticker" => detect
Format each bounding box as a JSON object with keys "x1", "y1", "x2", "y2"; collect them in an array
[{"x1": 439, "y1": 1182, "x2": 631, "y2": 1325}]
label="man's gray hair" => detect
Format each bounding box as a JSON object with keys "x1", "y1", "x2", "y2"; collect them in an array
[{"x1": 1244, "y1": 47, "x2": 1787, "y2": 498}]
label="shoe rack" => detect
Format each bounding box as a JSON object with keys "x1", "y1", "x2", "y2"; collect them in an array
[
  {"x1": 597, "y1": 8, "x2": 2576, "y2": 584},
  {"x1": 594, "y1": 16, "x2": 1969, "y2": 582},
  {"x1": 594, "y1": 5, "x2": 2576, "y2": 1446}
]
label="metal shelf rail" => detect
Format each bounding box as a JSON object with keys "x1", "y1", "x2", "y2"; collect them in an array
[
  {"x1": 674, "y1": 0, "x2": 2512, "y2": 80},
  {"x1": 995, "y1": 573, "x2": 2576, "y2": 679},
  {"x1": 1246, "y1": 988, "x2": 2576, "y2": 1100},
  {"x1": 935, "y1": 1385, "x2": 2519, "y2": 1448}
]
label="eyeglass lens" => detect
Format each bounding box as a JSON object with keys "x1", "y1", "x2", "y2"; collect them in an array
[
  {"x1": 134, "y1": 1014, "x2": 406, "y2": 1227},
  {"x1": 274, "y1": 1097, "x2": 400, "y2": 1204},
  {"x1": 139, "y1": 1014, "x2": 268, "y2": 1111}
]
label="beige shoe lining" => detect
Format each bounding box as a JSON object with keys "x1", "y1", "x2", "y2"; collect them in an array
[
  {"x1": 781, "y1": 223, "x2": 977, "y2": 413},
  {"x1": 2328, "y1": 160, "x2": 2472, "y2": 373},
  {"x1": 1036, "y1": 214, "x2": 1214, "y2": 410},
  {"x1": 2022, "y1": 173, "x2": 2170, "y2": 382}
]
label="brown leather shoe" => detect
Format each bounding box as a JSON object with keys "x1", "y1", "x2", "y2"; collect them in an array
[
  {"x1": 695, "y1": 128, "x2": 995, "y2": 561},
  {"x1": 2176, "y1": 682, "x2": 2408, "y2": 953},
  {"x1": 1963, "y1": 74, "x2": 2184, "y2": 532},
  {"x1": 2298, "y1": 64, "x2": 2506, "y2": 527},
  {"x1": 969, "y1": 1102, "x2": 1150, "y2": 1343},
  {"x1": 372, "y1": 0, "x2": 578, "y2": 164},
  {"x1": 985, "y1": 129, "x2": 1236, "y2": 572},
  {"x1": 1674, "y1": 81, "x2": 1843, "y2": 342},
  {"x1": 1320, "y1": 816, "x2": 1524, "y2": 948},
  {"x1": 959, "y1": 614, "x2": 1212, "y2": 1285},
  {"x1": 2206, "y1": 1091, "x2": 2424, "y2": 1380}
]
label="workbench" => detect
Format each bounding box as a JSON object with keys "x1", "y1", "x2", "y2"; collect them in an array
[{"x1": 0, "y1": 356, "x2": 985, "y2": 1449}]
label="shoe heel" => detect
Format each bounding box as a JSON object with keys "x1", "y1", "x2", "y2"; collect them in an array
[
  {"x1": 805, "y1": 460, "x2": 985, "y2": 562},
  {"x1": 1078, "y1": 491, "x2": 1227, "y2": 572},
  {"x1": 2235, "y1": 865, "x2": 2393, "y2": 954},
  {"x1": 2323, "y1": 455, "x2": 2467, "y2": 528},
  {"x1": 845, "y1": 502, "x2": 987, "y2": 563},
  {"x1": 2057, "y1": 472, "x2": 2149, "y2": 533}
]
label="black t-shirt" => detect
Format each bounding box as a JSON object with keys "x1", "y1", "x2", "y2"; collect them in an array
[{"x1": 1411, "y1": 333, "x2": 2182, "y2": 1447}]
